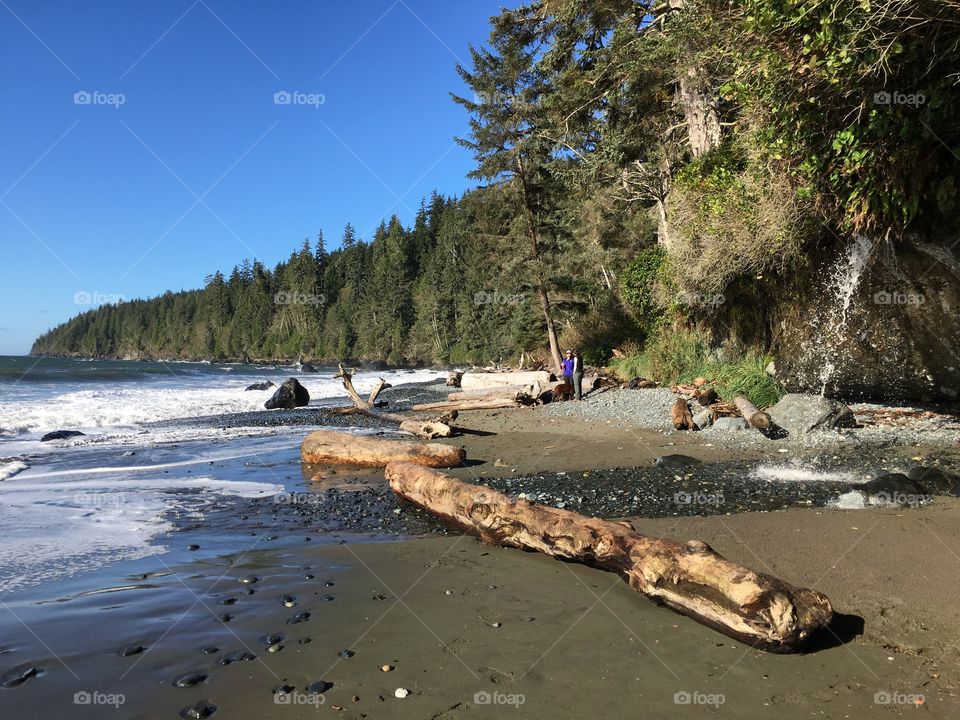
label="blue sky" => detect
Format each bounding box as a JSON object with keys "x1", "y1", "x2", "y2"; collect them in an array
[{"x1": 0, "y1": 0, "x2": 504, "y2": 355}]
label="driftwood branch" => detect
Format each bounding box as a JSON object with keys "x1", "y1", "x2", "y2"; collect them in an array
[
  {"x1": 333, "y1": 364, "x2": 452, "y2": 439},
  {"x1": 385, "y1": 462, "x2": 833, "y2": 652},
  {"x1": 733, "y1": 395, "x2": 772, "y2": 430}
]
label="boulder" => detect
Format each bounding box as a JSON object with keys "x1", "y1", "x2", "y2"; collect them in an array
[
  {"x1": 40, "y1": 430, "x2": 86, "y2": 442},
  {"x1": 245, "y1": 381, "x2": 275, "y2": 391},
  {"x1": 766, "y1": 393, "x2": 855, "y2": 434},
  {"x1": 653, "y1": 454, "x2": 701, "y2": 470},
  {"x1": 299, "y1": 363, "x2": 318, "y2": 373},
  {"x1": 859, "y1": 473, "x2": 922, "y2": 496},
  {"x1": 264, "y1": 378, "x2": 310, "y2": 410},
  {"x1": 907, "y1": 466, "x2": 960, "y2": 495},
  {"x1": 692, "y1": 408, "x2": 714, "y2": 430},
  {"x1": 709, "y1": 417, "x2": 751, "y2": 431}
]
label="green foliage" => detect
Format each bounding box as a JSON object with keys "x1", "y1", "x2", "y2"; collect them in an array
[
  {"x1": 610, "y1": 326, "x2": 783, "y2": 407},
  {"x1": 619, "y1": 246, "x2": 667, "y2": 334}
]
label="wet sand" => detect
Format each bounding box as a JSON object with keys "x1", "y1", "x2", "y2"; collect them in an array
[{"x1": 3, "y1": 398, "x2": 960, "y2": 718}]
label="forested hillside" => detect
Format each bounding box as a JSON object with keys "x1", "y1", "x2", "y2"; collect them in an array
[{"x1": 33, "y1": 0, "x2": 960, "y2": 392}]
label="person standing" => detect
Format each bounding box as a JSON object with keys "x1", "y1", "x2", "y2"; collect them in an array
[{"x1": 571, "y1": 350, "x2": 584, "y2": 400}]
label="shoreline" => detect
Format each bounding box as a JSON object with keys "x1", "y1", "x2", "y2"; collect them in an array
[{"x1": 2, "y1": 382, "x2": 960, "y2": 717}]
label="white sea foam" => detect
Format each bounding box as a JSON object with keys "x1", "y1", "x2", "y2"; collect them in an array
[
  {"x1": 0, "y1": 368, "x2": 442, "y2": 437},
  {"x1": 752, "y1": 463, "x2": 860, "y2": 484},
  {"x1": 0, "y1": 471, "x2": 282, "y2": 592},
  {"x1": 0, "y1": 460, "x2": 28, "y2": 481}
]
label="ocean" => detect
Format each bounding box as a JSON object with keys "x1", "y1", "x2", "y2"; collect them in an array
[{"x1": 0, "y1": 356, "x2": 443, "y2": 593}]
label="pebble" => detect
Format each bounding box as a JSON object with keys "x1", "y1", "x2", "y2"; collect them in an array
[
  {"x1": 219, "y1": 651, "x2": 256, "y2": 665},
  {"x1": 186, "y1": 544, "x2": 200, "y2": 551},
  {"x1": 173, "y1": 671, "x2": 208, "y2": 688},
  {"x1": 394, "y1": 688, "x2": 410, "y2": 698},
  {"x1": 338, "y1": 649, "x2": 355, "y2": 658},
  {"x1": 118, "y1": 645, "x2": 144, "y2": 657},
  {"x1": 180, "y1": 701, "x2": 217, "y2": 719},
  {"x1": 281, "y1": 594, "x2": 296, "y2": 607},
  {"x1": 201, "y1": 646, "x2": 219, "y2": 655},
  {"x1": 216, "y1": 613, "x2": 233, "y2": 623},
  {"x1": 287, "y1": 611, "x2": 311, "y2": 625},
  {"x1": 239, "y1": 575, "x2": 258, "y2": 584},
  {"x1": 320, "y1": 594, "x2": 336, "y2": 602},
  {"x1": 0, "y1": 665, "x2": 39, "y2": 688},
  {"x1": 308, "y1": 680, "x2": 334, "y2": 694},
  {"x1": 266, "y1": 643, "x2": 284, "y2": 653},
  {"x1": 381, "y1": 664, "x2": 394, "y2": 672}
]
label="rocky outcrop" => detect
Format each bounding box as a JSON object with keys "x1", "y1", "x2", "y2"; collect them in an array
[
  {"x1": 245, "y1": 381, "x2": 275, "y2": 391},
  {"x1": 264, "y1": 378, "x2": 310, "y2": 410},
  {"x1": 40, "y1": 430, "x2": 86, "y2": 442}
]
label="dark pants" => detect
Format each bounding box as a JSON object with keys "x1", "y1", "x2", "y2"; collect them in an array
[{"x1": 571, "y1": 372, "x2": 583, "y2": 400}]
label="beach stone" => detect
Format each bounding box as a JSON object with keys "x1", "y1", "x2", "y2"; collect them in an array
[
  {"x1": 180, "y1": 702, "x2": 217, "y2": 719},
  {"x1": 186, "y1": 544, "x2": 200, "y2": 551},
  {"x1": 908, "y1": 466, "x2": 960, "y2": 495},
  {"x1": 219, "y1": 651, "x2": 256, "y2": 665},
  {"x1": 201, "y1": 647, "x2": 219, "y2": 655},
  {"x1": 766, "y1": 393, "x2": 855, "y2": 434},
  {"x1": 260, "y1": 633, "x2": 284, "y2": 646},
  {"x1": 287, "y1": 611, "x2": 311, "y2": 625},
  {"x1": 710, "y1": 417, "x2": 751, "y2": 431},
  {"x1": 692, "y1": 409, "x2": 714, "y2": 430},
  {"x1": 860, "y1": 473, "x2": 923, "y2": 495},
  {"x1": 40, "y1": 430, "x2": 85, "y2": 442},
  {"x1": 0, "y1": 664, "x2": 39, "y2": 688},
  {"x1": 173, "y1": 671, "x2": 208, "y2": 688},
  {"x1": 281, "y1": 594, "x2": 296, "y2": 607},
  {"x1": 118, "y1": 645, "x2": 144, "y2": 657},
  {"x1": 394, "y1": 688, "x2": 410, "y2": 698},
  {"x1": 653, "y1": 454, "x2": 701, "y2": 469},
  {"x1": 338, "y1": 649, "x2": 355, "y2": 658},
  {"x1": 264, "y1": 378, "x2": 310, "y2": 410},
  {"x1": 307, "y1": 680, "x2": 333, "y2": 694},
  {"x1": 244, "y1": 381, "x2": 275, "y2": 391},
  {"x1": 300, "y1": 362, "x2": 318, "y2": 373},
  {"x1": 239, "y1": 575, "x2": 258, "y2": 584}
]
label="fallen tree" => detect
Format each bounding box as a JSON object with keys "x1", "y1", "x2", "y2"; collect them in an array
[
  {"x1": 330, "y1": 364, "x2": 452, "y2": 438},
  {"x1": 302, "y1": 430, "x2": 465, "y2": 468},
  {"x1": 385, "y1": 462, "x2": 833, "y2": 651}
]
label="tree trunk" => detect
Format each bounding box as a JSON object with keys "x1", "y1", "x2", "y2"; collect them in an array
[
  {"x1": 385, "y1": 462, "x2": 833, "y2": 652},
  {"x1": 302, "y1": 430, "x2": 464, "y2": 468},
  {"x1": 678, "y1": 66, "x2": 721, "y2": 158}
]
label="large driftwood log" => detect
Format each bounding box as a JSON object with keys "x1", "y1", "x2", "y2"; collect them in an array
[
  {"x1": 332, "y1": 364, "x2": 452, "y2": 439},
  {"x1": 733, "y1": 395, "x2": 772, "y2": 430},
  {"x1": 302, "y1": 430, "x2": 464, "y2": 468},
  {"x1": 460, "y1": 370, "x2": 552, "y2": 391},
  {"x1": 447, "y1": 384, "x2": 539, "y2": 401},
  {"x1": 385, "y1": 462, "x2": 833, "y2": 651},
  {"x1": 412, "y1": 398, "x2": 527, "y2": 412}
]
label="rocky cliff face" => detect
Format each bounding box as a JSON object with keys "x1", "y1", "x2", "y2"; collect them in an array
[{"x1": 704, "y1": 235, "x2": 960, "y2": 402}]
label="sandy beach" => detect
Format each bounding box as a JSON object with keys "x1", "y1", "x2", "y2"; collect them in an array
[{"x1": 3, "y1": 388, "x2": 960, "y2": 719}]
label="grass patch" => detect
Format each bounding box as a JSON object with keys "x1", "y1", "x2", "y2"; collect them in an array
[{"x1": 610, "y1": 329, "x2": 784, "y2": 408}]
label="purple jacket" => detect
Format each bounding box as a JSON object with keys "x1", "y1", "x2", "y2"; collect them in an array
[{"x1": 562, "y1": 357, "x2": 580, "y2": 376}]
